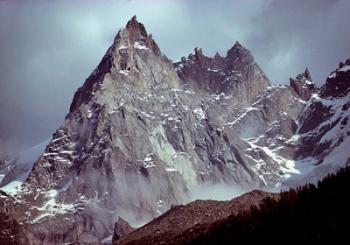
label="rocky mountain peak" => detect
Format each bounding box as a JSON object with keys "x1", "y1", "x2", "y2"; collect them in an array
[
  {"x1": 193, "y1": 47, "x2": 207, "y2": 65},
  {"x1": 3, "y1": 17, "x2": 350, "y2": 245},
  {"x1": 303, "y1": 67, "x2": 312, "y2": 81},
  {"x1": 115, "y1": 15, "x2": 161, "y2": 56},
  {"x1": 223, "y1": 41, "x2": 254, "y2": 74},
  {"x1": 230, "y1": 41, "x2": 242, "y2": 51},
  {"x1": 321, "y1": 58, "x2": 350, "y2": 98},
  {"x1": 213, "y1": 51, "x2": 223, "y2": 62},
  {"x1": 295, "y1": 67, "x2": 313, "y2": 83},
  {"x1": 226, "y1": 41, "x2": 253, "y2": 61},
  {"x1": 69, "y1": 16, "x2": 168, "y2": 113},
  {"x1": 194, "y1": 47, "x2": 203, "y2": 57},
  {"x1": 174, "y1": 41, "x2": 269, "y2": 105},
  {"x1": 290, "y1": 68, "x2": 317, "y2": 100}
]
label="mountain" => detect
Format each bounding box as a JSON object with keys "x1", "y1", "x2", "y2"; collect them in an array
[
  {"x1": 173, "y1": 41, "x2": 269, "y2": 107},
  {"x1": 0, "y1": 16, "x2": 349, "y2": 244},
  {"x1": 286, "y1": 59, "x2": 350, "y2": 185}
]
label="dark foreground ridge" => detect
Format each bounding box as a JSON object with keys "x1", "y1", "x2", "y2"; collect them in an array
[
  {"x1": 115, "y1": 166, "x2": 350, "y2": 244},
  {"x1": 115, "y1": 190, "x2": 278, "y2": 244}
]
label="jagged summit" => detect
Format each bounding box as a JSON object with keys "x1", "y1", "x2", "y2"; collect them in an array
[
  {"x1": 117, "y1": 15, "x2": 161, "y2": 55},
  {"x1": 1, "y1": 16, "x2": 350, "y2": 245},
  {"x1": 303, "y1": 67, "x2": 312, "y2": 81},
  {"x1": 181, "y1": 41, "x2": 252, "y2": 64},
  {"x1": 234, "y1": 40, "x2": 243, "y2": 47},
  {"x1": 125, "y1": 15, "x2": 146, "y2": 37},
  {"x1": 213, "y1": 51, "x2": 223, "y2": 61},
  {"x1": 174, "y1": 41, "x2": 269, "y2": 105},
  {"x1": 226, "y1": 41, "x2": 250, "y2": 58},
  {"x1": 295, "y1": 67, "x2": 314, "y2": 83},
  {"x1": 321, "y1": 58, "x2": 350, "y2": 98},
  {"x1": 290, "y1": 68, "x2": 317, "y2": 100},
  {"x1": 70, "y1": 16, "x2": 167, "y2": 113},
  {"x1": 225, "y1": 41, "x2": 254, "y2": 71}
]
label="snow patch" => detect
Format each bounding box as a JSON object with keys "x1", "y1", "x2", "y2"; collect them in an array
[
  {"x1": 328, "y1": 72, "x2": 336, "y2": 79},
  {"x1": 184, "y1": 90, "x2": 195, "y2": 95},
  {"x1": 32, "y1": 189, "x2": 74, "y2": 223},
  {"x1": 0, "y1": 139, "x2": 50, "y2": 195},
  {"x1": 304, "y1": 79, "x2": 314, "y2": 85},
  {"x1": 165, "y1": 168, "x2": 178, "y2": 172},
  {"x1": 339, "y1": 65, "x2": 350, "y2": 72},
  {"x1": 144, "y1": 153, "x2": 153, "y2": 162},
  {"x1": 207, "y1": 68, "x2": 220, "y2": 72},
  {"x1": 0, "y1": 180, "x2": 24, "y2": 195},
  {"x1": 119, "y1": 70, "x2": 129, "y2": 76},
  {"x1": 118, "y1": 44, "x2": 128, "y2": 50},
  {"x1": 175, "y1": 64, "x2": 184, "y2": 71},
  {"x1": 87, "y1": 109, "x2": 92, "y2": 118},
  {"x1": 171, "y1": 88, "x2": 183, "y2": 93},
  {"x1": 193, "y1": 108, "x2": 206, "y2": 120},
  {"x1": 223, "y1": 107, "x2": 257, "y2": 127},
  {"x1": 156, "y1": 199, "x2": 165, "y2": 215},
  {"x1": 101, "y1": 235, "x2": 113, "y2": 243},
  {"x1": 133, "y1": 41, "x2": 149, "y2": 50},
  {"x1": 142, "y1": 153, "x2": 156, "y2": 168}
]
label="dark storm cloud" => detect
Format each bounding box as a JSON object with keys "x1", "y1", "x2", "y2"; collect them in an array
[
  {"x1": 0, "y1": 0, "x2": 349, "y2": 155},
  {"x1": 245, "y1": 0, "x2": 350, "y2": 83}
]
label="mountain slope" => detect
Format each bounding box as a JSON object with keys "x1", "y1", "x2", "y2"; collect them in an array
[
  {"x1": 285, "y1": 60, "x2": 350, "y2": 185},
  {"x1": 114, "y1": 190, "x2": 278, "y2": 245},
  {"x1": 0, "y1": 16, "x2": 349, "y2": 244},
  {"x1": 0, "y1": 16, "x2": 274, "y2": 244}
]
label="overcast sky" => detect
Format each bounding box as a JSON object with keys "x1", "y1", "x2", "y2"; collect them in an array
[{"x1": 0, "y1": 0, "x2": 349, "y2": 154}]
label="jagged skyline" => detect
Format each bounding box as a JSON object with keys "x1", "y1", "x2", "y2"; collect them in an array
[
  {"x1": 0, "y1": 0, "x2": 349, "y2": 154},
  {"x1": 0, "y1": 10, "x2": 349, "y2": 244}
]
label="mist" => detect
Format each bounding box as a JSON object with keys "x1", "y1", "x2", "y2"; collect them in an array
[
  {"x1": 188, "y1": 182, "x2": 251, "y2": 202},
  {"x1": 0, "y1": 0, "x2": 349, "y2": 154}
]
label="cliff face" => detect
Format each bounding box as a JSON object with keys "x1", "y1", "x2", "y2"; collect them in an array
[
  {"x1": 289, "y1": 68, "x2": 317, "y2": 100},
  {"x1": 292, "y1": 61, "x2": 350, "y2": 184},
  {"x1": 174, "y1": 41, "x2": 270, "y2": 108},
  {"x1": 0, "y1": 16, "x2": 349, "y2": 244}
]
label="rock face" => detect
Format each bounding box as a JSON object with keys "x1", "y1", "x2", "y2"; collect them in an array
[
  {"x1": 112, "y1": 218, "x2": 135, "y2": 243},
  {"x1": 174, "y1": 41, "x2": 270, "y2": 108},
  {"x1": 0, "y1": 16, "x2": 349, "y2": 244},
  {"x1": 0, "y1": 191, "x2": 22, "y2": 245},
  {"x1": 289, "y1": 68, "x2": 317, "y2": 100},
  {"x1": 320, "y1": 60, "x2": 350, "y2": 98},
  {"x1": 292, "y1": 62, "x2": 350, "y2": 184}
]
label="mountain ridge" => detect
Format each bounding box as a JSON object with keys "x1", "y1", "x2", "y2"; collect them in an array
[{"x1": 0, "y1": 16, "x2": 349, "y2": 244}]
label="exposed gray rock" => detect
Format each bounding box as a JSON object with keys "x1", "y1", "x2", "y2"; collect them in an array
[
  {"x1": 321, "y1": 63, "x2": 350, "y2": 98},
  {"x1": 290, "y1": 68, "x2": 318, "y2": 100},
  {"x1": 1, "y1": 16, "x2": 349, "y2": 245},
  {"x1": 112, "y1": 218, "x2": 135, "y2": 243},
  {"x1": 174, "y1": 41, "x2": 270, "y2": 108},
  {"x1": 296, "y1": 61, "x2": 350, "y2": 163},
  {"x1": 6, "y1": 16, "x2": 274, "y2": 243}
]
